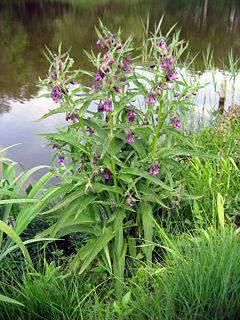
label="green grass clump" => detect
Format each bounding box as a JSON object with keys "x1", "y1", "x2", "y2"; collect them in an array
[
  {"x1": 0, "y1": 262, "x2": 115, "y2": 320},
  {"x1": 132, "y1": 228, "x2": 240, "y2": 320}
]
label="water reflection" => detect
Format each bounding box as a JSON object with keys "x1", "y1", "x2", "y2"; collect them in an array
[{"x1": 0, "y1": 0, "x2": 239, "y2": 167}]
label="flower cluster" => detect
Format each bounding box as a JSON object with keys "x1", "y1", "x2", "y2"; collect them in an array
[
  {"x1": 171, "y1": 117, "x2": 182, "y2": 129},
  {"x1": 126, "y1": 132, "x2": 135, "y2": 144},
  {"x1": 92, "y1": 30, "x2": 134, "y2": 108},
  {"x1": 66, "y1": 113, "x2": 78, "y2": 123},
  {"x1": 98, "y1": 99, "x2": 113, "y2": 112},
  {"x1": 127, "y1": 109, "x2": 136, "y2": 122},
  {"x1": 149, "y1": 161, "x2": 159, "y2": 176},
  {"x1": 51, "y1": 85, "x2": 62, "y2": 103}
]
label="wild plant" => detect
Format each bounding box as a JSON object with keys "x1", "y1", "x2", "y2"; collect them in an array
[{"x1": 37, "y1": 21, "x2": 201, "y2": 292}]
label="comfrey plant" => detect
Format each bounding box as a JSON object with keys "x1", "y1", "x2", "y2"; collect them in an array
[{"x1": 38, "y1": 21, "x2": 199, "y2": 292}]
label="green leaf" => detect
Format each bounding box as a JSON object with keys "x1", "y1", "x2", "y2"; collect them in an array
[
  {"x1": 0, "y1": 221, "x2": 32, "y2": 265},
  {"x1": 0, "y1": 199, "x2": 38, "y2": 205},
  {"x1": 140, "y1": 203, "x2": 153, "y2": 265},
  {"x1": 217, "y1": 193, "x2": 225, "y2": 229},
  {"x1": 79, "y1": 227, "x2": 114, "y2": 274},
  {"x1": 0, "y1": 294, "x2": 24, "y2": 306},
  {"x1": 40, "y1": 132, "x2": 90, "y2": 156}
]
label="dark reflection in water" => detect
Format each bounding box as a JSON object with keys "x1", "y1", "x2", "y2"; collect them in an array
[{"x1": 0, "y1": 0, "x2": 239, "y2": 168}]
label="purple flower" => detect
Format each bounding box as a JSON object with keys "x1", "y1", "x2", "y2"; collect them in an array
[
  {"x1": 126, "y1": 132, "x2": 135, "y2": 144},
  {"x1": 56, "y1": 155, "x2": 64, "y2": 164},
  {"x1": 122, "y1": 64, "x2": 133, "y2": 72},
  {"x1": 166, "y1": 70, "x2": 178, "y2": 81},
  {"x1": 97, "y1": 37, "x2": 108, "y2": 49},
  {"x1": 171, "y1": 117, "x2": 182, "y2": 129},
  {"x1": 149, "y1": 162, "x2": 159, "y2": 176},
  {"x1": 113, "y1": 86, "x2": 121, "y2": 93},
  {"x1": 51, "y1": 85, "x2": 62, "y2": 103},
  {"x1": 101, "y1": 43, "x2": 107, "y2": 49},
  {"x1": 161, "y1": 56, "x2": 174, "y2": 70},
  {"x1": 103, "y1": 65, "x2": 109, "y2": 73},
  {"x1": 156, "y1": 39, "x2": 168, "y2": 52},
  {"x1": 70, "y1": 80, "x2": 76, "y2": 85},
  {"x1": 103, "y1": 52, "x2": 109, "y2": 60},
  {"x1": 95, "y1": 70, "x2": 105, "y2": 81},
  {"x1": 107, "y1": 57, "x2": 115, "y2": 65},
  {"x1": 125, "y1": 56, "x2": 132, "y2": 63},
  {"x1": 51, "y1": 69, "x2": 57, "y2": 80},
  {"x1": 98, "y1": 99, "x2": 113, "y2": 112},
  {"x1": 103, "y1": 169, "x2": 112, "y2": 181},
  {"x1": 146, "y1": 94, "x2": 156, "y2": 104},
  {"x1": 66, "y1": 113, "x2": 78, "y2": 123},
  {"x1": 87, "y1": 126, "x2": 94, "y2": 135},
  {"x1": 127, "y1": 109, "x2": 136, "y2": 122}
]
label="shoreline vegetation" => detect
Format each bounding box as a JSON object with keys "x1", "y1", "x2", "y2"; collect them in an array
[{"x1": 0, "y1": 21, "x2": 239, "y2": 320}]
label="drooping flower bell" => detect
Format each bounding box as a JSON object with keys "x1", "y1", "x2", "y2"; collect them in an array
[
  {"x1": 127, "y1": 109, "x2": 136, "y2": 123},
  {"x1": 103, "y1": 168, "x2": 112, "y2": 181},
  {"x1": 56, "y1": 155, "x2": 64, "y2": 164},
  {"x1": 126, "y1": 132, "x2": 135, "y2": 144},
  {"x1": 98, "y1": 99, "x2": 113, "y2": 112},
  {"x1": 166, "y1": 69, "x2": 178, "y2": 82},
  {"x1": 95, "y1": 70, "x2": 105, "y2": 81},
  {"x1": 146, "y1": 91, "x2": 159, "y2": 104},
  {"x1": 87, "y1": 126, "x2": 95, "y2": 135},
  {"x1": 149, "y1": 161, "x2": 159, "y2": 176},
  {"x1": 171, "y1": 117, "x2": 182, "y2": 129},
  {"x1": 66, "y1": 113, "x2": 78, "y2": 123},
  {"x1": 156, "y1": 39, "x2": 168, "y2": 52},
  {"x1": 161, "y1": 56, "x2": 175, "y2": 70},
  {"x1": 51, "y1": 69, "x2": 57, "y2": 80}
]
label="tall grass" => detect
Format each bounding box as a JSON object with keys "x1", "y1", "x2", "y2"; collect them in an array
[{"x1": 131, "y1": 227, "x2": 240, "y2": 320}]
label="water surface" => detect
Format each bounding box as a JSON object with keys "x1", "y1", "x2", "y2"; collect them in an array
[{"x1": 0, "y1": 0, "x2": 239, "y2": 168}]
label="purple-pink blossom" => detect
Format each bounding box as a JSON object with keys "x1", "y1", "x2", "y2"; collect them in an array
[
  {"x1": 56, "y1": 155, "x2": 64, "y2": 164},
  {"x1": 166, "y1": 69, "x2": 178, "y2": 81},
  {"x1": 149, "y1": 162, "x2": 159, "y2": 176},
  {"x1": 146, "y1": 94, "x2": 156, "y2": 104},
  {"x1": 66, "y1": 113, "x2": 78, "y2": 123},
  {"x1": 98, "y1": 99, "x2": 113, "y2": 112},
  {"x1": 127, "y1": 109, "x2": 136, "y2": 122},
  {"x1": 51, "y1": 69, "x2": 57, "y2": 80},
  {"x1": 95, "y1": 70, "x2": 105, "y2": 81},
  {"x1": 156, "y1": 39, "x2": 168, "y2": 52},
  {"x1": 171, "y1": 117, "x2": 182, "y2": 129},
  {"x1": 103, "y1": 169, "x2": 112, "y2": 181},
  {"x1": 161, "y1": 56, "x2": 174, "y2": 70},
  {"x1": 113, "y1": 86, "x2": 121, "y2": 93},
  {"x1": 126, "y1": 132, "x2": 135, "y2": 144},
  {"x1": 51, "y1": 85, "x2": 62, "y2": 103}
]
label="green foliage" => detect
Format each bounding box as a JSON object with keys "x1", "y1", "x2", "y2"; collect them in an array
[{"x1": 36, "y1": 22, "x2": 202, "y2": 286}]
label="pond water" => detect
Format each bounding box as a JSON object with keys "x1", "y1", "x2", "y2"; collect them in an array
[{"x1": 0, "y1": 0, "x2": 240, "y2": 169}]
